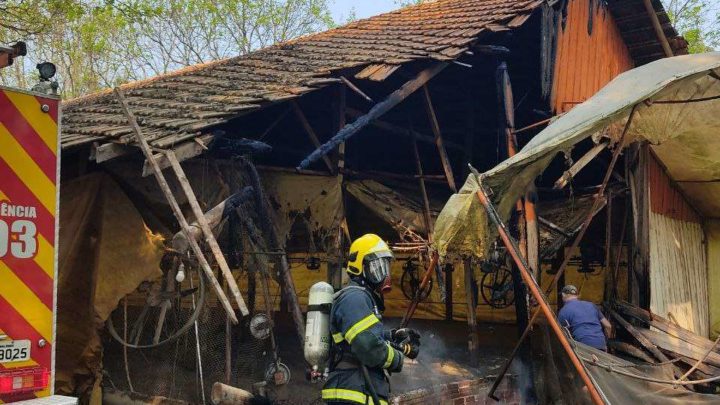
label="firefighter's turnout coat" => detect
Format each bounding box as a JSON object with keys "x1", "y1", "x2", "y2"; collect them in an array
[{"x1": 321, "y1": 282, "x2": 404, "y2": 404}]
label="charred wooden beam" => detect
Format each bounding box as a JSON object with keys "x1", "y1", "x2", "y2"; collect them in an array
[
  {"x1": 297, "y1": 62, "x2": 448, "y2": 170},
  {"x1": 422, "y1": 85, "x2": 456, "y2": 192},
  {"x1": 463, "y1": 258, "x2": 479, "y2": 365},
  {"x1": 172, "y1": 187, "x2": 254, "y2": 253},
  {"x1": 345, "y1": 108, "x2": 463, "y2": 151},
  {"x1": 339, "y1": 167, "x2": 446, "y2": 183}
]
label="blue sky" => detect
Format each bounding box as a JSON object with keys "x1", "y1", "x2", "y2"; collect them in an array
[{"x1": 330, "y1": 0, "x2": 400, "y2": 23}]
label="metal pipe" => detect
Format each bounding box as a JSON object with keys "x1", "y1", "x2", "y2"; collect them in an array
[{"x1": 473, "y1": 180, "x2": 605, "y2": 405}]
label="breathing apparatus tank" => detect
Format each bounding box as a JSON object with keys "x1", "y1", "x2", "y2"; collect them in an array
[{"x1": 304, "y1": 281, "x2": 334, "y2": 382}]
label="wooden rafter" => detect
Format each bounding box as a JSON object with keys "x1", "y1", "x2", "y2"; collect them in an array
[
  {"x1": 421, "y1": 85, "x2": 457, "y2": 192},
  {"x1": 292, "y1": 101, "x2": 335, "y2": 173}
]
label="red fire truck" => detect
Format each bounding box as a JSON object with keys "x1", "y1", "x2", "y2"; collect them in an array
[{"x1": 0, "y1": 43, "x2": 75, "y2": 404}]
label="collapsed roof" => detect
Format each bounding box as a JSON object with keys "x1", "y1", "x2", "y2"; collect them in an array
[{"x1": 60, "y1": 0, "x2": 685, "y2": 154}]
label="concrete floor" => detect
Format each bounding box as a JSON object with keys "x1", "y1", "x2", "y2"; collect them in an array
[
  {"x1": 104, "y1": 314, "x2": 519, "y2": 404},
  {"x1": 267, "y1": 317, "x2": 517, "y2": 404}
]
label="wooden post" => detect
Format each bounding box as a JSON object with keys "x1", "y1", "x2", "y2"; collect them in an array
[
  {"x1": 463, "y1": 258, "x2": 479, "y2": 365},
  {"x1": 412, "y1": 140, "x2": 434, "y2": 238},
  {"x1": 166, "y1": 151, "x2": 249, "y2": 317},
  {"x1": 292, "y1": 101, "x2": 335, "y2": 173},
  {"x1": 298, "y1": 62, "x2": 448, "y2": 170},
  {"x1": 444, "y1": 264, "x2": 453, "y2": 321},
  {"x1": 422, "y1": 85, "x2": 457, "y2": 192},
  {"x1": 113, "y1": 88, "x2": 240, "y2": 324},
  {"x1": 330, "y1": 85, "x2": 347, "y2": 290},
  {"x1": 525, "y1": 187, "x2": 539, "y2": 281},
  {"x1": 244, "y1": 162, "x2": 306, "y2": 343},
  {"x1": 495, "y1": 61, "x2": 536, "y2": 403}
]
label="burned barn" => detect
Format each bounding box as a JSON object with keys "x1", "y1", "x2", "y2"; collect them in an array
[{"x1": 52, "y1": 0, "x2": 719, "y2": 404}]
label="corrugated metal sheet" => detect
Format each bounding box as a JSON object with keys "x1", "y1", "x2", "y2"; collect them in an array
[
  {"x1": 649, "y1": 212, "x2": 708, "y2": 337},
  {"x1": 552, "y1": 0, "x2": 634, "y2": 113},
  {"x1": 648, "y1": 152, "x2": 701, "y2": 223},
  {"x1": 648, "y1": 154, "x2": 709, "y2": 337},
  {"x1": 706, "y1": 220, "x2": 720, "y2": 339}
]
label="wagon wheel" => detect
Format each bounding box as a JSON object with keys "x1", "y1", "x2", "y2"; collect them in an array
[
  {"x1": 479, "y1": 267, "x2": 515, "y2": 309},
  {"x1": 400, "y1": 259, "x2": 432, "y2": 301},
  {"x1": 107, "y1": 254, "x2": 206, "y2": 348}
]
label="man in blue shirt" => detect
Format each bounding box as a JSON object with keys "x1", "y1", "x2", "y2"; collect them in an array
[{"x1": 557, "y1": 285, "x2": 612, "y2": 351}]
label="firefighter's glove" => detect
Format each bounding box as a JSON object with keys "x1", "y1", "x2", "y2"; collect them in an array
[{"x1": 391, "y1": 328, "x2": 421, "y2": 359}]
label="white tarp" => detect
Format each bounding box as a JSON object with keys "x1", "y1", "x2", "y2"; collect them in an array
[{"x1": 434, "y1": 52, "x2": 720, "y2": 258}]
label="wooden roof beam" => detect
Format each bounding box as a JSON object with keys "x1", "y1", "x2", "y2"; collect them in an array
[
  {"x1": 642, "y1": 0, "x2": 673, "y2": 57},
  {"x1": 297, "y1": 62, "x2": 448, "y2": 170}
]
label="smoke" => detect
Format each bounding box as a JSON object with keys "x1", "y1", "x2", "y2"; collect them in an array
[{"x1": 382, "y1": 319, "x2": 482, "y2": 394}]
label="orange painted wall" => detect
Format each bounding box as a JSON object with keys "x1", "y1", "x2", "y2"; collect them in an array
[
  {"x1": 552, "y1": 0, "x2": 634, "y2": 113},
  {"x1": 648, "y1": 152, "x2": 701, "y2": 224}
]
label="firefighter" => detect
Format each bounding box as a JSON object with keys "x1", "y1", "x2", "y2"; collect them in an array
[{"x1": 322, "y1": 234, "x2": 421, "y2": 405}]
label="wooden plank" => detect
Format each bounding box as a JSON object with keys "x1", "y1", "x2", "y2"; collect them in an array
[
  {"x1": 640, "y1": 328, "x2": 720, "y2": 368},
  {"x1": 554, "y1": 142, "x2": 608, "y2": 189},
  {"x1": 615, "y1": 301, "x2": 720, "y2": 354},
  {"x1": 92, "y1": 141, "x2": 134, "y2": 163},
  {"x1": 142, "y1": 134, "x2": 214, "y2": 177},
  {"x1": 368, "y1": 64, "x2": 401, "y2": 81},
  {"x1": 609, "y1": 309, "x2": 669, "y2": 362},
  {"x1": 422, "y1": 84, "x2": 456, "y2": 192},
  {"x1": 298, "y1": 62, "x2": 448, "y2": 170},
  {"x1": 292, "y1": 101, "x2": 335, "y2": 173},
  {"x1": 166, "y1": 150, "x2": 249, "y2": 317},
  {"x1": 113, "y1": 88, "x2": 240, "y2": 324}
]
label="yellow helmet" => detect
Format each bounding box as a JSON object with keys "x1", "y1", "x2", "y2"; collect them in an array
[{"x1": 346, "y1": 234, "x2": 394, "y2": 286}]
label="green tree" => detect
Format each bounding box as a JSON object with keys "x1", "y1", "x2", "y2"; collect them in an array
[
  {"x1": 0, "y1": 0, "x2": 333, "y2": 98},
  {"x1": 394, "y1": 0, "x2": 433, "y2": 6},
  {"x1": 663, "y1": 0, "x2": 720, "y2": 53}
]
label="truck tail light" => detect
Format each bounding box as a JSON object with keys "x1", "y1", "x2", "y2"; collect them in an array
[{"x1": 0, "y1": 367, "x2": 49, "y2": 395}]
